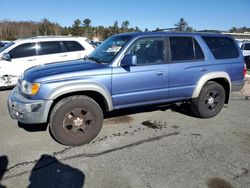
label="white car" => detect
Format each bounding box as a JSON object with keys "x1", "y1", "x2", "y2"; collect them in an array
[
  {"x1": 0, "y1": 36, "x2": 94, "y2": 88},
  {"x1": 0, "y1": 41, "x2": 11, "y2": 48},
  {"x1": 238, "y1": 41, "x2": 250, "y2": 56}
]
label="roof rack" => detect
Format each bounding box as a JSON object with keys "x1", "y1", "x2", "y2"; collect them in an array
[
  {"x1": 26, "y1": 35, "x2": 74, "y2": 39},
  {"x1": 152, "y1": 28, "x2": 177, "y2": 32},
  {"x1": 15, "y1": 35, "x2": 87, "y2": 41}
]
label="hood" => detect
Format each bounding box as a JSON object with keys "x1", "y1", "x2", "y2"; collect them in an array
[{"x1": 23, "y1": 59, "x2": 111, "y2": 82}]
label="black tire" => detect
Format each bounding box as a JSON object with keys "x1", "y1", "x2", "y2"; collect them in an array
[
  {"x1": 49, "y1": 95, "x2": 103, "y2": 146},
  {"x1": 191, "y1": 82, "x2": 225, "y2": 118}
]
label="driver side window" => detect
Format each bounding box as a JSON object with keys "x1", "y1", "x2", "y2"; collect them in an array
[
  {"x1": 126, "y1": 37, "x2": 165, "y2": 65},
  {"x1": 9, "y1": 43, "x2": 37, "y2": 59}
]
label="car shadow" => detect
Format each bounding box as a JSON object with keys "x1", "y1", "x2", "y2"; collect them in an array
[
  {"x1": 18, "y1": 102, "x2": 196, "y2": 133},
  {"x1": 104, "y1": 102, "x2": 196, "y2": 119},
  {"x1": 0, "y1": 86, "x2": 14, "y2": 92},
  {"x1": 0, "y1": 155, "x2": 8, "y2": 188},
  {"x1": 18, "y1": 122, "x2": 48, "y2": 132},
  {"x1": 28, "y1": 154, "x2": 85, "y2": 188}
]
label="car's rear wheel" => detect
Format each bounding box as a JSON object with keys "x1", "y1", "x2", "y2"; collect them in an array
[
  {"x1": 49, "y1": 95, "x2": 103, "y2": 146},
  {"x1": 191, "y1": 82, "x2": 225, "y2": 118}
]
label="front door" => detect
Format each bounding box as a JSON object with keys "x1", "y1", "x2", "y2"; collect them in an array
[
  {"x1": 2, "y1": 42, "x2": 39, "y2": 76},
  {"x1": 112, "y1": 37, "x2": 169, "y2": 109}
]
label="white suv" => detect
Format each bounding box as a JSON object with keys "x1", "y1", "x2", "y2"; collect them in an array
[
  {"x1": 0, "y1": 36, "x2": 94, "y2": 88},
  {"x1": 238, "y1": 41, "x2": 250, "y2": 56}
]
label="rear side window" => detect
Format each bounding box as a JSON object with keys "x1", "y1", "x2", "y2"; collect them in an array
[
  {"x1": 170, "y1": 37, "x2": 204, "y2": 62},
  {"x1": 202, "y1": 36, "x2": 239, "y2": 59},
  {"x1": 62, "y1": 41, "x2": 85, "y2": 52},
  {"x1": 9, "y1": 43, "x2": 36, "y2": 59},
  {"x1": 39, "y1": 41, "x2": 62, "y2": 55}
]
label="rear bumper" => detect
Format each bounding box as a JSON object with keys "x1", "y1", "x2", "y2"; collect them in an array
[
  {"x1": 8, "y1": 87, "x2": 53, "y2": 124},
  {"x1": 231, "y1": 80, "x2": 245, "y2": 92}
]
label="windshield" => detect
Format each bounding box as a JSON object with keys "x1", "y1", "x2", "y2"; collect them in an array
[
  {"x1": 88, "y1": 35, "x2": 131, "y2": 63},
  {"x1": 0, "y1": 42, "x2": 15, "y2": 53}
]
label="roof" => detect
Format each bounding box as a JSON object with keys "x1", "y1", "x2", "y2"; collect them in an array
[
  {"x1": 14, "y1": 36, "x2": 88, "y2": 43},
  {"x1": 115, "y1": 31, "x2": 229, "y2": 38}
]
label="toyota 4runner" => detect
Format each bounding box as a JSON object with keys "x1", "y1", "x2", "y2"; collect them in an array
[{"x1": 8, "y1": 32, "x2": 246, "y2": 146}]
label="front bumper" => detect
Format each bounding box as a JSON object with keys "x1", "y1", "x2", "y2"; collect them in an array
[{"x1": 8, "y1": 87, "x2": 53, "y2": 124}]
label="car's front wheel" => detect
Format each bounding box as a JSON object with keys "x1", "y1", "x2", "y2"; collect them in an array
[
  {"x1": 191, "y1": 82, "x2": 226, "y2": 118},
  {"x1": 49, "y1": 95, "x2": 103, "y2": 146}
]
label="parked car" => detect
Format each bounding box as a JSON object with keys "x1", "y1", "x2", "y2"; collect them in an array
[
  {"x1": 8, "y1": 32, "x2": 246, "y2": 146},
  {"x1": 0, "y1": 36, "x2": 94, "y2": 88},
  {"x1": 244, "y1": 55, "x2": 250, "y2": 69},
  {"x1": 238, "y1": 41, "x2": 250, "y2": 56},
  {"x1": 89, "y1": 40, "x2": 103, "y2": 48},
  {"x1": 0, "y1": 41, "x2": 11, "y2": 48}
]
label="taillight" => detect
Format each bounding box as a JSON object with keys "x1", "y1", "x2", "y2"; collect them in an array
[{"x1": 243, "y1": 63, "x2": 247, "y2": 78}]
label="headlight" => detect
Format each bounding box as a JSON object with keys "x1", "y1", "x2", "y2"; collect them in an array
[{"x1": 20, "y1": 80, "x2": 41, "y2": 95}]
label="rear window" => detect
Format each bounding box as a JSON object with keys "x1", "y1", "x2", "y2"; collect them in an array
[
  {"x1": 62, "y1": 41, "x2": 85, "y2": 52},
  {"x1": 202, "y1": 36, "x2": 239, "y2": 59}
]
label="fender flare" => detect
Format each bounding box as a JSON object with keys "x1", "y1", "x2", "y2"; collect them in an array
[
  {"x1": 45, "y1": 81, "x2": 114, "y2": 111},
  {"x1": 192, "y1": 71, "x2": 231, "y2": 98}
]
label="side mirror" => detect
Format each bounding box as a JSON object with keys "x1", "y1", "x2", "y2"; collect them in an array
[
  {"x1": 121, "y1": 54, "x2": 137, "y2": 67},
  {"x1": 2, "y1": 53, "x2": 11, "y2": 61}
]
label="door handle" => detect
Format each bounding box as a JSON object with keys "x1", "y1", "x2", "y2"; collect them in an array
[
  {"x1": 156, "y1": 71, "x2": 165, "y2": 76},
  {"x1": 200, "y1": 67, "x2": 207, "y2": 72},
  {"x1": 28, "y1": 58, "x2": 36, "y2": 61},
  {"x1": 60, "y1": 54, "x2": 68, "y2": 57}
]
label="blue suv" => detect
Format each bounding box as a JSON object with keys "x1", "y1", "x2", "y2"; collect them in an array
[{"x1": 8, "y1": 32, "x2": 246, "y2": 146}]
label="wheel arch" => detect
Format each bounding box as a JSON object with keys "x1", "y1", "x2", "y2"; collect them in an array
[
  {"x1": 45, "y1": 83, "x2": 113, "y2": 122},
  {"x1": 192, "y1": 72, "x2": 231, "y2": 104}
]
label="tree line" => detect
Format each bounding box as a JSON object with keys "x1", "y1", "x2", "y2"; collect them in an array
[
  {"x1": 0, "y1": 19, "x2": 61, "y2": 40},
  {"x1": 0, "y1": 18, "x2": 140, "y2": 41},
  {"x1": 61, "y1": 19, "x2": 141, "y2": 40},
  {"x1": 0, "y1": 17, "x2": 249, "y2": 41}
]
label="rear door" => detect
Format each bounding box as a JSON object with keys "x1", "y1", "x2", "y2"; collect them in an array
[
  {"x1": 37, "y1": 41, "x2": 65, "y2": 64},
  {"x1": 112, "y1": 36, "x2": 169, "y2": 109},
  {"x1": 168, "y1": 36, "x2": 207, "y2": 100},
  {"x1": 61, "y1": 41, "x2": 86, "y2": 60}
]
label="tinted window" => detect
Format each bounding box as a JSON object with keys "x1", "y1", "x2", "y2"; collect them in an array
[
  {"x1": 170, "y1": 37, "x2": 193, "y2": 61},
  {"x1": 170, "y1": 37, "x2": 204, "y2": 62},
  {"x1": 127, "y1": 37, "x2": 164, "y2": 65},
  {"x1": 244, "y1": 43, "x2": 250, "y2": 50},
  {"x1": 9, "y1": 43, "x2": 36, "y2": 59},
  {"x1": 202, "y1": 36, "x2": 239, "y2": 59},
  {"x1": 39, "y1": 41, "x2": 62, "y2": 55},
  {"x1": 63, "y1": 41, "x2": 84, "y2": 52}
]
